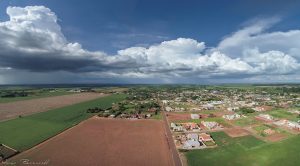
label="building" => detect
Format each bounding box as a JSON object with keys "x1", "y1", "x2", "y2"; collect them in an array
[
  {"x1": 273, "y1": 120, "x2": 300, "y2": 130},
  {"x1": 199, "y1": 133, "x2": 214, "y2": 142},
  {"x1": 253, "y1": 106, "x2": 272, "y2": 112},
  {"x1": 187, "y1": 133, "x2": 198, "y2": 140},
  {"x1": 256, "y1": 114, "x2": 274, "y2": 121},
  {"x1": 170, "y1": 123, "x2": 184, "y2": 132},
  {"x1": 191, "y1": 114, "x2": 200, "y2": 119},
  {"x1": 201, "y1": 121, "x2": 222, "y2": 130},
  {"x1": 227, "y1": 107, "x2": 239, "y2": 112},
  {"x1": 222, "y1": 113, "x2": 241, "y2": 120},
  {"x1": 182, "y1": 122, "x2": 201, "y2": 131},
  {"x1": 165, "y1": 106, "x2": 174, "y2": 112},
  {"x1": 182, "y1": 140, "x2": 201, "y2": 149}
]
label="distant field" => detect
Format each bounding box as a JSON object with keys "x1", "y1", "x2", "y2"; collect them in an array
[
  {"x1": 186, "y1": 131, "x2": 300, "y2": 166},
  {"x1": 0, "y1": 92, "x2": 107, "y2": 121},
  {"x1": 0, "y1": 90, "x2": 73, "y2": 103},
  {"x1": 0, "y1": 94, "x2": 127, "y2": 151}
]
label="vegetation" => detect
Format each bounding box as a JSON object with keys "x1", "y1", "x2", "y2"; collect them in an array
[
  {"x1": 234, "y1": 116, "x2": 261, "y2": 127},
  {"x1": 0, "y1": 89, "x2": 74, "y2": 103},
  {"x1": 186, "y1": 131, "x2": 300, "y2": 166},
  {"x1": 268, "y1": 109, "x2": 299, "y2": 121},
  {"x1": 238, "y1": 107, "x2": 255, "y2": 114},
  {"x1": 0, "y1": 94, "x2": 127, "y2": 151}
]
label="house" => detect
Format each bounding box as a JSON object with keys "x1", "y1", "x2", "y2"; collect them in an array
[
  {"x1": 165, "y1": 106, "x2": 174, "y2": 112},
  {"x1": 182, "y1": 140, "x2": 201, "y2": 149},
  {"x1": 202, "y1": 104, "x2": 214, "y2": 110},
  {"x1": 256, "y1": 114, "x2": 274, "y2": 121},
  {"x1": 287, "y1": 121, "x2": 300, "y2": 130},
  {"x1": 182, "y1": 122, "x2": 201, "y2": 131},
  {"x1": 162, "y1": 100, "x2": 168, "y2": 105},
  {"x1": 191, "y1": 114, "x2": 200, "y2": 119},
  {"x1": 187, "y1": 133, "x2": 198, "y2": 140},
  {"x1": 253, "y1": 106, "x2": 272, "y2": 112},
  {"x1": 201, "y1": 121, "x2": 223, "y2": 130},
  {"x1": 170, "y1": 123, "x2": 184, "y2": 132},
  {"x1": 273, "y1": 120, "x2": 300, "y2": 130},
  {"x1": 222, "y1": 113, "x2": 241, "y2": 120},
  {"x1": 273, "y1": 119, "x2": 289, "y2": 126},
  {"x1": 182, "y1": 133, "x2": 206, "y2": 149},
  {"x1": 199, "y1": 133, "x2": 214, "y2": 142},
  {"x1": 227, "y1": 107, "x2": 239, "y2": 112}
]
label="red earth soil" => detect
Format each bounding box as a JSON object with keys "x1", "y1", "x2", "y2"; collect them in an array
[
  {"x1": 9, "y1": 117, "x2": 173, "y2": 166},
  {"x1": 166, "y1": 113, "x2": 191, "y2": 121},
  {"x1": 266, "y1": 133, "x2": 287, "y2": 142},
  {"x1": 0, "y1": 93, "x2": 107, "y2": 121},
  {"x1": 225, "y1": 128, "x2": 249, "y2": 137}
]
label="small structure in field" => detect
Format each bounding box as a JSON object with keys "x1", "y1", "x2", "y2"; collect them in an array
[{"x1": 191, "y1": 114, "x2": 200, "y2": 119}]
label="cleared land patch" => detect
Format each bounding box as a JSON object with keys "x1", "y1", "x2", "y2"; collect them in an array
[
  {"x1": 167, "y1": 112, "x2": 191, "y2": 121},
  {"x1": 10, "y1": 118, "x2": 172, "y2": 166},
  {"x1": 0, "y1": 94, "x2": 126, "y2": 151},
  {"x1": 0, "y1": 92, "x2": 107, "y2": 121},
  {"x1": 225, "y1": 128, "x2": 249, "y2": 138}
]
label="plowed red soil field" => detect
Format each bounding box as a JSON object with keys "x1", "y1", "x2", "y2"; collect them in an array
[
  {"x1": 10, "y1": 117, "x2": 173, "y2": 166},
  {"x1": 167, "y1": 113, "x2": 191, "y2": 121}
]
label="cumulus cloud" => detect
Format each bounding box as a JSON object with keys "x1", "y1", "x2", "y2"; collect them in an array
[{"x1": 0, "y1": 6, "x2": 299, "y2": 84}]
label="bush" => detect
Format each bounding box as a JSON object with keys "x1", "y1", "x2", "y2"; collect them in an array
[{"x1": 239, "y1": 107, "x2": 255, "y2": 114}]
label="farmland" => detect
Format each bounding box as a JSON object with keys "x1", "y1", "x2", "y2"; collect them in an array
[
  {"x1": 9, "y1": 118, "x2": 172, "y2": 166},
  {"x1": 0, "y1": 88, "x2": 73, "y2": 103},
  {"x1": 0, "y1": 94, "x2": 126, "y2": 151},
  {"x1": 186, "y1": 132, "x2": 300, "y2": 166},
  {"x1": 0, "y1": 92, "x2": 107, "y2": 121}
]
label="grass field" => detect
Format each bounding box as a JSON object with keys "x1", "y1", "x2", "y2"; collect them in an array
[
  {"x1": 268, "y1": 109, "x2": 299, "y2": 121},
  {"x1": 186, "y1": 131, "x2": 300, "y2": 166},
  {"x1": 0, "y1": 94, "x2": 127, "y2": 151},
  {"x1": 233, "y1": 116, "x2": 261, "y2": 127}
]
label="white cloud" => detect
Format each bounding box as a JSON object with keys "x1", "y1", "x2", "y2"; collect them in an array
[{"x1": 0, "y1": 6, "x2": 299, "y2": 84}]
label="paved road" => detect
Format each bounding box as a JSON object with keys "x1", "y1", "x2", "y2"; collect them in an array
[{"x1": 162, "y1": 111, "x2": 183, "y2": 166}]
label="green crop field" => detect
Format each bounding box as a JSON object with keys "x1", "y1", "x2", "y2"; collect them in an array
[
  {"x1": 0, "y1": 94, "x2": 127, "y2": 151},
  {"x1": 186, "y1": 131, "x2": 300, "y2": 166}
]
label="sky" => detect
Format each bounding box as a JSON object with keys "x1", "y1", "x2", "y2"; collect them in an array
[{"x1": 0, "y1": 0, "x2": 300, "y2": 84}]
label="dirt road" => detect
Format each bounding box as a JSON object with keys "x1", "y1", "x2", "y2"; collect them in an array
[{"x1": 162, "y1": 111, "x2": 183, "y2": 166}]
